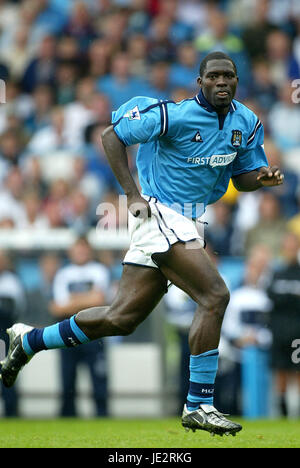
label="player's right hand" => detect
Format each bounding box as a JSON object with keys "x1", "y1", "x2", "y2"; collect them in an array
[{"x1": 127, "y1": 194, "x2": 152, "y2": 219}]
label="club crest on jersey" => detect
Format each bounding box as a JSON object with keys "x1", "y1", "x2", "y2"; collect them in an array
[
  {"x1": 231, "y1": 130, "x2": 242, "y2": 147},
  {"x1": 124, "y1": 105, "x2": 141, "y2": 121},
  {"x1": 192, "y1": 131, "x2": 203, "y2": 143}
]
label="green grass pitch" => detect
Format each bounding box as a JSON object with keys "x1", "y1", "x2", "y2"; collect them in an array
[{"x1": 0, "y1": 418, "x2": 299, "y2": 448}]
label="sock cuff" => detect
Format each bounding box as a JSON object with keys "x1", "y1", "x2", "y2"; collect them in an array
[
  {"x1": 70, "y1": 315, "x2": 89, "y2": 344},
  {"x1": 22, "y1": 333, "x2": 35, "y2": 356},
  {"x1": 22, "y1": 316, "x2": 90, "y2": 356},
  {"x1": 190, "y1": 349, "x2": 219, "y2": 359}
]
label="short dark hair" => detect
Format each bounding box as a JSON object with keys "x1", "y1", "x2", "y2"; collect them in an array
[{"x1": 199, "y1": 52, "x2": 237, "y2": 77}]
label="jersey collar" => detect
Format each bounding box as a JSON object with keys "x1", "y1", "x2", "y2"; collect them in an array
[{"x1": 195, "y1": 89, "x2": 236, "y2": 114}]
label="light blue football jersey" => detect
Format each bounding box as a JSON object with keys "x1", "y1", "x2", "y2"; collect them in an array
[{"x1": 112, "y1": 89, "x2": 268, "y2": 218}]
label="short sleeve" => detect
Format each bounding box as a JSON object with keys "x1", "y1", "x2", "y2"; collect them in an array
[
  {"x1": 232, "y1": 118, "x2": 268, "y2": 177},
  {"x1": 111, "y1": 96, "x2": 167, "y2": 146}
]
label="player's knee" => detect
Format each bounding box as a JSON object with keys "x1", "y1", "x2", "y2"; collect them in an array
[
  {"x1": 199, "y1": 283, "x2": 230, "y2": 318},
  {"x1": 209, "y1": 285, "x2": 230, "y2": 317},
  {"x1": 107, "y1": 309, "x2": 139, "y2": 336}
]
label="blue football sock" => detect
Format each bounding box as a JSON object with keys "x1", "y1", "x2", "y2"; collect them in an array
[
  {"x1": 22, "y1": 315, "x2": 90, "y2": 356},
  {"x1": 186, "y1": 349, "x2": 219, "y2": 411}
]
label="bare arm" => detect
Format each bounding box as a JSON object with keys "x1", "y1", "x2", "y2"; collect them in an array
[
  {"x1": 232, "y1": 166, "x2": 284, "y2": 192},
  {"x1": 101, "y1": 125, "x2": 151, "y2": 218},
  {"x1": 50, "y1": 291, "x2": 106, "y2": 318}
]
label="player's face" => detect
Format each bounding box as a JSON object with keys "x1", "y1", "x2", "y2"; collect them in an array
[{"x1": 198, "y1": 59, "x2": 238, "y2": 113}]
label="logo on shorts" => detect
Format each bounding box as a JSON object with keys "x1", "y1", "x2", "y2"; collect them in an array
[
  {"x1": 231, "y1": 129, "x2": 242, "y2": 147},
  {"x1": 124, "y1": 106, "x2": 141, "y2": 121}
]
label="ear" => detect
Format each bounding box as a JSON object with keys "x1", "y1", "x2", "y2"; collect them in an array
[{"x1": 197, "y1": 76, "x2": 202, "y2": 88}]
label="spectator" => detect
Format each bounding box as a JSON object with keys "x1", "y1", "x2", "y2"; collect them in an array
[
  {"x1": 171, "y1": 87, "x2": 194, "y2": 102},
  {"x1": 127, "y1": 0, "x2": 151, "y2": 36},
  {"x1": 241, "y1": 0, "x2": 278, "y2": 61},
  {"x1": 263, "y1": 138, "x2": 299, "y2": 218},
  {"x1": 250, "y1": 58, "x2": 278, "y2": 112},
  {"x1": 0, "y1": 168, "x2": 27, "y2": 229},
  {"x1": 127, "y1": 34, "x2": 150, "y2": 79},
  {"x1": 286, "y1": 195, "x2": 300, "y2": 242},
  {"x1": 194, "y1": 7, "x2": 251, "y2": 97},
  {"x1": 176, "y1": 0, "x2": 209, "y2": 37},
  {"x1": 56, "y1": 35, "x2": 81, "y2": 63},
  {"x1": 21, "y1": 34, "x2": 57, "y2": 94},
  {"x1": 28, "y1": 0, "x2": 68, "y2": 44},
  {"x1": 244, "y1": 191, "x2": 287, "y2": 257},
  {"x1": 87, "y1": 38, "x2": 111, "y2": 79},
  {"x1": 144, "y1": 61, "x2": 171, "y2": 101},
  {"x1": 65, "y1": 189, "x2": 93, "y2": 234},
  {"x1": 70, "y1": 156, "x2": 105, "y2": 215},
  {"x1": 221, "y1": 244, "x2": 273, "y2": 415},
  {"x1": 22, "y1": 157, "x2": 48, "y2": 200},
  {"x1": 265, "y1": 30, "x2": 300, "y2": 88},
  {"x1": 0, "y1": 80, "x2": 34, "y2": 132},
  {"x1": 62, "y1": 1, "x2": 97, "y2": 52},
  {"x1": 27, "y1": 106, "x2": 70, "y2": 156},
  {"x1": 0, "y1": 0, "x2": 30, "y2": 55},
  {"x1": 0, "y1": 130, "x2": 26, "y2": 182},
  {"x1": 24, "y1": 84, "x2": 55, "y2": 135},
  {"x1": 83, "y1": 123, "x2": 119, "y2": 198},
  {"x1": 293, "y1": 18, "x2": 300, "y2": 71},
  {"x1": 19, "y1": 189, "x2": 49, "y2": 230},
  {"x1": 268, "y1": 80, "x2": 300, "y2": 152},
  {"x1": 99, "y1": 8, "x2": 129, "y2": 53},
  {"x1": 267, "y1": 232, "x2": 300, "y2": 416},
  {"x1": 63, "y1": 76, "x2": 98, "y2": 150},
  {"x1": 1, "y1": 26, "x2": 33, "y2": 81},
  {"x1": 55, "y1": 61, "x2": 79, "y2": 106},
  {"x1": 88, "y1": 92, "x2": 111, "y2": 126},
  {"x1": 267, "y1": 0, "x2": 300, "y2": 29},
  {"x1": 205, "y1": 200, "x2": 235, "y2": 257},
  {"x1": 50, "y1": 236, "x2": 110, "y2": 417},
  {"x1": 25, "y1": 252, "x2": 61, "y2": 327},
  {"x1": 158, "y1": 0, "x2": 195, "y2": 46},
  {"x1": 44, "y1": 178, "x2": 71, "y2": 222},
  {"x1": 0, "y1": 250, "x2": 27, "y2": 416},
  {"x1": 44, "y1": 200, "x2": 67, "y2": 228},
  {"x1": 169, "y1": 42, "x2": 199, "y2": 93},
  {"x1": 147, "y1": 15, "x2": 176, "y2": 64},
  {"x1": 97, "y1": 52, "x2": 148, "y2": 110}
]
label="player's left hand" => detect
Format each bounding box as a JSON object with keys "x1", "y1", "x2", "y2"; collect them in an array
[{"x1": 256, "y1": 166, "x2": 284, "y2": 187}]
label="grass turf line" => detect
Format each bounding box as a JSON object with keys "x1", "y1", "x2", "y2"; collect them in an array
[{"x1": 0, "y1": 418, "x2": 299, "y2": 448}]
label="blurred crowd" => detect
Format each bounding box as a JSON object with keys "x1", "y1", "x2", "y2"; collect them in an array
[
  {"x1": 0, "y1": 0, "x2": 300, "y2": 417},
  {"x1": 0, "y1": 0, "x2": 298, "y2": 242}
]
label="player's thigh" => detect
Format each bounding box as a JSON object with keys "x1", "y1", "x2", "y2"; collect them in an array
[
  {"x1": 109, "y1": 264, "x2": 168, "y2": 330},
  {"x1": 153, "y1": 241, "x2": 229, "y2": 307}
]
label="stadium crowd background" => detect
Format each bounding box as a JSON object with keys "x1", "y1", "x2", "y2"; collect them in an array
[{"x1": 0, "y1": 0, "x2": 300, "y2": 418}]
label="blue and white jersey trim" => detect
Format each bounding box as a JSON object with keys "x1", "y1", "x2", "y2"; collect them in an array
[{"x1": 247, "y1": 118, "x2": 262, "y2": 146}]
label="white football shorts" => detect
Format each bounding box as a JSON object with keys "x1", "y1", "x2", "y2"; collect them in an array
[{"x1": 123, "y1": 196, "x2": 206, "y2": 269}]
